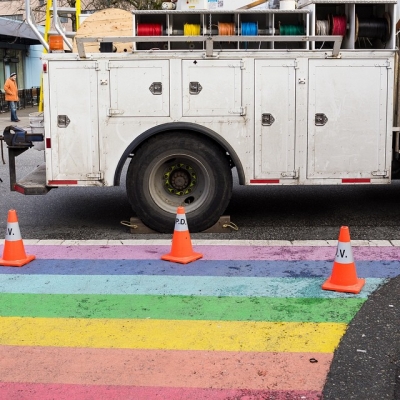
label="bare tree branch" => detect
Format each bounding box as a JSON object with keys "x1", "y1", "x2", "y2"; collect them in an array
[{"x1": 26, "y1": 0, "x2": 163, "y2": 25}]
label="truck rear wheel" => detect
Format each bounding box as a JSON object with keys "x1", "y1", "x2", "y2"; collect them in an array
[{"x1": 126, "y1": 132, "x2": 233, "y2": 233}]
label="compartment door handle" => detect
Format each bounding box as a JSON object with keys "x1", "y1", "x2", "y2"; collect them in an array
[
  {"x1": 315, "y1": 113, "x2": 328, "y2": 126},
  {"x1": 189, "y1": 81, "x2": 202, "y2": 95},
  {"x1": 57, "y1": 115, "x2": 70, "y2": 128},
  {"x1": 262, "y1": 113, "x2": 275, "y2": 126}
]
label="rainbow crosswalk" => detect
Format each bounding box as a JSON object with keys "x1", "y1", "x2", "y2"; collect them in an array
[{"x1": 0, "y1": 241, "x2": 398, "y2": 399}]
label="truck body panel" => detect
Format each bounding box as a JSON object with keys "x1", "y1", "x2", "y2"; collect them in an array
[
  {"x1": 109, "y1": 60, "x2": 170, "y2": 117},
  {"x1": 41, "y1": 50, "x2": 394, "y2": 187},
  {"x1": 47, "y1": 61, "x2": 100, "y2": 183},
  {"x1": 307, "y1": 59, "x2": 389, "y2": 179},
  {"x1": 255, "y1": 59, "x2": 296, "y2": 179}
]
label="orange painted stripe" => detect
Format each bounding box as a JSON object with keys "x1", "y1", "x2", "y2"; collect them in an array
[{"x1": 0, "y1": 346, "x2": 332, "y2": 391}]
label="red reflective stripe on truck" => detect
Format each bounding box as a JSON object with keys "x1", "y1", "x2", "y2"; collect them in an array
[
  {"x1": 342, "y1": 178, "x2": 371, "y2": 183},
  {"x1": 46, "y1": 138, "x2": 51, "y2": 148},
  {"x1": 250, "y1": 179, "x2": 280, "y2": 184},
  {"x1": 13, "y1": 184, "x2": 25, "y2": 194},
  {"x1": 48, "y1": 180, "x2": 78, "y2": 185}
]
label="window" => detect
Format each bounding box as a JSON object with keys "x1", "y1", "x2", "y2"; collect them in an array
[{"x1": 0, "y1": 14, "x2": 23, "y2": 21}]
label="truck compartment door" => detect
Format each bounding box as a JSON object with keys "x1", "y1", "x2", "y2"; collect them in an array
[
  {"x1": 48, "y1": 61, "x2": 99, "y2": 181},
  {"x1": 307, "y1": 59, "x2": 388, "y2": 179},
  {"x1": 108, "y1": 60, "x2": 170, "y2": 117},
  {"x1": 182, "y1": 59, "x2": 243, "y2": 117},
  {"x1": 254, "y1": 59, "x2": 296, "y2": 179}
]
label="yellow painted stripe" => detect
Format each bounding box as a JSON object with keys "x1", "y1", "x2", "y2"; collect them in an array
[{"x1": 0, "y1": 317, "x2": 346, "y2": 353}]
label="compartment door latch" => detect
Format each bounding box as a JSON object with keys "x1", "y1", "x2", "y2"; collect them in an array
[
  {"x1": 315, "y1": 113, "x2": 328, "y2": 126},
  {"x1": 149, "y1": 82, "x2": 162, "y2": 95},
  {"x1": 57, "y1": 115, "x2": 70, "y2": 128},
  {"x1": 189, "y1": 81, "x2": 202, "y2": 95},
  {"x1": 262, "y1": 113, "x2": 275, "y2": 126}
]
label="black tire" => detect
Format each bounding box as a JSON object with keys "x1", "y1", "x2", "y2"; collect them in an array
[{"x1": 126, "y1": 132, "x2": 233, "y2": 233}]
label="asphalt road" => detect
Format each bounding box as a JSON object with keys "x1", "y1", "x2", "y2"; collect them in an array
[{"x1": 1, "y1": 141, "x2": 400, "y2": 241}]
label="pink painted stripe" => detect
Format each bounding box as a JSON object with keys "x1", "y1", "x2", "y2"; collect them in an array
[
  {"x1": 1, "y1": 245, "x2": 399, "y2": 260},
  {"x1": 0, "y1": 346, "x2": 332, "y2": 391},
  {"x1": 0, "y1": 383, "x2": 322, "y2": 400}
]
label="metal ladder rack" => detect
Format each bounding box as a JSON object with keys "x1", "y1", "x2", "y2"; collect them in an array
[
  {"x1": 40, "y1": 0, "x2": 81, "y2": 111},
  {"x1": 44, "y1": 0, "x2": 81, "y2": 52}
]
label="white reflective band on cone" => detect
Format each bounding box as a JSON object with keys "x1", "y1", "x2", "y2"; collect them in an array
[
  {"x1": 5, "y1": 222, "x2": 22, "y2": 241},
  {"x1": 334, "y1": 241, "x2": 354, "y2": 264},
  {"x1": 174, "y1": 215, "x2": 188, "y2": 232}
]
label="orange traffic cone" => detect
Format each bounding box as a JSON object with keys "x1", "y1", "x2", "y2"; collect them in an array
[
  {"x1": 322, "y1": 226, "x2": 365, "y2": 294},
  {"x1": 0, "y1": 209, "x2": 35, "y2": 267},
  {"x1": 161, "y1": 206, "x2": 203, "y2": 264}
]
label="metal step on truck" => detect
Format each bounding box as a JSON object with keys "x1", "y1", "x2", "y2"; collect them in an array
[{"x1": 2, "y1": 0, "x2": 400, "y2": 233}]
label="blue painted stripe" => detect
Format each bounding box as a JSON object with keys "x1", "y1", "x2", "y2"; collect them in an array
[
  {"x1": 0, "y1": 260, "x2": 398, "y2": 278},
  {"x1": 0, "y1": 274, "x2": 385, "y2": 298}
]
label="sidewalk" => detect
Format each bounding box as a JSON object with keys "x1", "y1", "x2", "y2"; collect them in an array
[{"x1": 0, "y1": 105, "x2": 39, "y2": 133}]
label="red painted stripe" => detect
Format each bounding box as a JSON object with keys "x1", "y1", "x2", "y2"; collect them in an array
[
  {"x1": 250, "y1": 179, "x2": 280, "y2": 184},
  {"x1": 0, "y1": 346, "x2": 332, "y2": 390},
  {"x1": 0, "y1": 383, "x2": 322, "y2": 400},
  {"x1": 48, "y1": 180, "x2": 78, "y2": 185},
  {"x1": 342, "y1": 178, "x2": 371, "y2": 183},
  {"x1": 46, "y1": 138, "x2": 51, "y2": 148}
]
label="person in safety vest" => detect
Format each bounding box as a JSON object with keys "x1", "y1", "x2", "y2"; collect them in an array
[{"x1": 3, "y1": 72, "x2": 20, "y2": 122}]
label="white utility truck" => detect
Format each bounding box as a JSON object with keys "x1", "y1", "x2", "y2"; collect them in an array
[{"x1": 3, "y1": 0, "x2": 400, "y2": 232}]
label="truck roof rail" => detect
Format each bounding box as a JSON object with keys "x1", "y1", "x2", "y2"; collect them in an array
[{"x1": 75, "y1": 35, "x2": 343, "y2": 59}]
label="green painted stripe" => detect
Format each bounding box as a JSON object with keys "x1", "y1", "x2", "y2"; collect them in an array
[{"x1": 0, "y1": 293, "x2": 365, "y2": 323}]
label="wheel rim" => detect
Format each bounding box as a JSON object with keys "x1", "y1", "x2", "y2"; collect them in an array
[{"x1": 148, "y1": 154, "x2": 211, "y2": 214}]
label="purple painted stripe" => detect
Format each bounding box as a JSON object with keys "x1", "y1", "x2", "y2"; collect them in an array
[
  {"x1": 0, "y1": 383, "x2": 322, "y2": 400},
  {"x1": 1, "y1": 245, "x2": 399, "y2": 261}
]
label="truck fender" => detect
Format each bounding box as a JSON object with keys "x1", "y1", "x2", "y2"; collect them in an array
[{"x1": 113, "y1": 122, "x2": 245, "y2": 186}]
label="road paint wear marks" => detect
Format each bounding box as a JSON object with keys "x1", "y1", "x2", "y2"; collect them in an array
[{"x1": 0, "y1": 242, "x2": 398, "y2": 399}]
